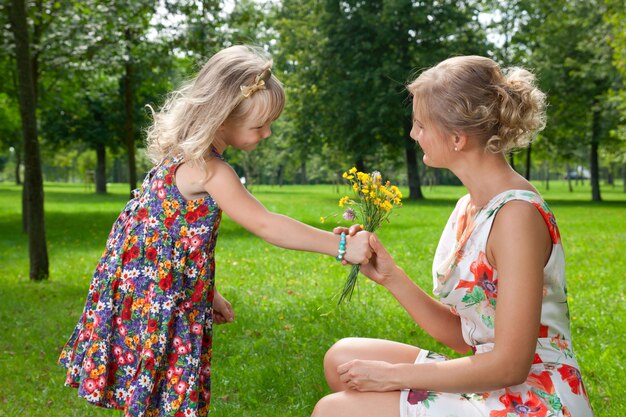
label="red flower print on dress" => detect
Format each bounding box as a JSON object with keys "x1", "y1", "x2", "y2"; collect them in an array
[
  {"x1": 191, "y1": 322, "x2": 203, "y2": 335},
  {"x1": 146, "y1": 247, "x2": 157, "y2": 261},
  {"x1": 527, "y1": 371, "x2": 555, "y2": 395},
  {"x1": 136, "y1": 207, "x2": 149, "y2": 220},
  {"x1": 84, "y1": 358, "x2": 95, "y2": 373},
  {"x1": 147, "y1": 319, "x2": 158, "y2": 332},
  {"x1": 97, "y1": 376, "x2": 106, "y2": 390},
  {"x1": 129, "y1": 245, "x2": 140, "y2": 259},
  {"x1": 196, "y1": 205, "x2": 209, "y2": 217},
  {"x1": 490, "y1": 391, "x2": 548, "y2": 417},
  {"x1": 159, "y1": 271, "x2": 173, "y2": 291},
  {"x1": 407, "y1": 389, "x2": 429, "y2": 405},
  {"x1": 190, "y1": 390, "x2": 199, "y2": 402},
  {"x1": 531, "y1": 202, "x2": 560, "y2": 244},
  {"x1": 185, "y1": 211, "x2": 198, "y2": 224},
  {"x1": 174, "y1": 380, "x2": 188, "y2": 395},
  {"x1": 83, "y1": 378, "x2": 98, "y2": 394},
  {"x1": 558, "y1": 364, "x2": 587, "y2": 396},
  {"x1": 457, "y1": 251, "x2": 497, "y2": 298}
]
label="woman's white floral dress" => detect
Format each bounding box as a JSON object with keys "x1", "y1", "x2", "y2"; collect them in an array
[{"x1": 399, "y1": 190, "x2": 593, "y2": 417}]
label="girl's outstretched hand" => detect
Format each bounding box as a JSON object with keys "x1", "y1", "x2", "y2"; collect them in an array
[
  {"x1": 343, "y1": 230, "x2": 373, "y2": 265},
  {"x1": 213, "y1": 290, "x2": 234, "y2": 325},
  {"x1": 333, "y1": 227, "x2": 399, "y2": 286}
]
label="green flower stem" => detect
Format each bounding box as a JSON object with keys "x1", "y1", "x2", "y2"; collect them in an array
[{"x1": 338, "y1": 264, "x2": 361, "y2": 304}]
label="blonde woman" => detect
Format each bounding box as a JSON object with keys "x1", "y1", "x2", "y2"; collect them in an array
[
  {"x1": 314, "y1": 56, "x2": 594, "y2": 417},
  {"x1": 59, "y1": 45, "x2": 372, "y2": 417}
]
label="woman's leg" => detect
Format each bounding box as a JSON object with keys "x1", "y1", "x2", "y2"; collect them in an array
[
  {"x1": 323, "y1": 337, "x2": 421, "y2": 392},
  {"x1": 312, "y1": 390, "x2": 401, "y2": 417}
]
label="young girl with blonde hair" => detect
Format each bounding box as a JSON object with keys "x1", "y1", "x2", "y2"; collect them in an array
[
  {"x1": 59, "y1": 44, "x2": 372, "y2": 417},
  {"x1": 313, "y1": 56, "x2": 594, "y2": 417}
]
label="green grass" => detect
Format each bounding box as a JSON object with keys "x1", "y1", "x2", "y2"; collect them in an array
[{"x1": 0, "y1": 181, "x2": 624, "y2": 417}]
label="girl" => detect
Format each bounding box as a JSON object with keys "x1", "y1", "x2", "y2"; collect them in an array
[
  {"x1": 313, "y1": 56, "x2": 593, "y2": 417},
  {"x1": 58, "y1": 45, "x2": 372, "y2": 417}
]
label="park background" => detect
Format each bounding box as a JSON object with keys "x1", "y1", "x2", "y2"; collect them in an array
[{"x1": 1, "y1": 0, "x2": 625, "y2": 416}]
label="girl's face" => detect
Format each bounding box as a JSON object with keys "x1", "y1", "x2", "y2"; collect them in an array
[
  {"x1": 219, "y1": 116, "x2": 273, "y2": 151},
  {"x1": 410, "y1": 97, "x2": 454, "y2": 168}
]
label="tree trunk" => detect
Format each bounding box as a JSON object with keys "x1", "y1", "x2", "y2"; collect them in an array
[
  {"x1": 404, "y1": 139, "x2": 423, "y2": 200},
  {"x1": 403, "y1": 116, "x2": 423, "y2": 200},
  {"x1": 95, "y1": 143, "x2": 107, "y2": 194},
  {"x1": 10, "y1": 0, "x2": 49, "y2": 280},
  {"x1": 300, "y1": 160, "x2": 307, "y2": 184},
  {"x1": 276, "y1": 165, "x2": 284, "y2": 187},
  {"x1": 15, "y1": 147, "x2": 22, "y2": 185},
  {"x1": 590, "y1": 106, "x2": 602, "y2": 202},
  {"x1": 566, "y1": 162, "x2": 573, "y2": 192},
  {"x1": 355, "y1": 158, "x2": 366, "y2": 173},
  {"x1": 525, "y1": 144, "x2": 532, "y2": 180},
  {"x1": 623, "y1": 162, "x2": 626, "y2": 193},
  {"x1": 124, "y1": 29, "x2": 137, "y2": 195}
]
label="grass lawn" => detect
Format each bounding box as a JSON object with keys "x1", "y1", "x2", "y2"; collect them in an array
[{"x1": 0, "y1": 181, "x2": 624, "y2": 417}]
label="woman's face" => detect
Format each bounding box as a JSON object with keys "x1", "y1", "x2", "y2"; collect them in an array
[{"x1": 410, "y1": 97, "x2": 454, "y2": 168}]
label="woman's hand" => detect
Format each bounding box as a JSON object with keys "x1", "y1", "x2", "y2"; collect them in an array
[
  {"x1": 337, "y1": 359, "x2": 399, "y2": 392},
  {"x1": 213, "y1": 289, "x2": 234, "y2": 324},
  {"x1": 334, "y1": 227, "x2": 399, "y2": 286}
]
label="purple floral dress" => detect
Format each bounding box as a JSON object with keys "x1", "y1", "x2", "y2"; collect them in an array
[
  {"x1": 59, "y1": 152, "x2": 222, "y2": 417},
  {"x1": 399, "y1": 190, "x2": 593, "y2": 417}
]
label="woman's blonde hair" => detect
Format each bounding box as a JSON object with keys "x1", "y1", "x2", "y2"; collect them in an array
[
  {"x1": 145, "y1": 45, "x2": 285, "y2": 164},
  {"x1": 407, "y1": 55, "x2": 547, "y2": 153}
]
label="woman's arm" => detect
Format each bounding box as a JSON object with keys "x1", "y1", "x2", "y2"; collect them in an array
[
  {"x1": 195, "y1": 158, "x2": 372, "y2": 263},
  {"x1": 340, "y1": 201, "x2": 551, "y2": 392},
  {"x1": 359, "y1": 235, "x2": 470, "y2": 353}
]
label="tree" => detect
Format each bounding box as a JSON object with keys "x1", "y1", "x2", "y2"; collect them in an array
[
  {"x1": 517, "y1": 0, "x2": 621, "y2": 200},
  {"x1": 309, "y1": 0, "x2": 488, "y2": 199},
  {"x1": 605, "y1": 0, "x2": 626, "y2": 191},
  {"x1": 8, "y1": 0, "x2": 49, "y2": 280}
]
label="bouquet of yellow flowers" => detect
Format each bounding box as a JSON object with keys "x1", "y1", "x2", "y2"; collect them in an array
[{"x1": 335, "y1": 167, "x2": 402, "y2": 303}]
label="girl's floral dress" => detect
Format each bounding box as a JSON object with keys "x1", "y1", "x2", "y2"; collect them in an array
[
  {"x1": 400, "y1": 190, "x2": 593, "y2": 417},
  {"x1": 59, "y1": 152, "x2": 223, "y2": 417}
]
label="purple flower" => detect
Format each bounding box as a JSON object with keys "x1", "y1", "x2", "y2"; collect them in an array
[{"x1": 342, "y1": 208, "x2": 356, "y2": 221}]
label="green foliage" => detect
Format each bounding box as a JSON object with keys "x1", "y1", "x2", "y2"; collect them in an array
[{"x1": 0, "y1": 182, "x2": 624, "y2": 416}]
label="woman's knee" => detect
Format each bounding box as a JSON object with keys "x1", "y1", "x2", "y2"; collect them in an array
[
  {"x1": 324, "y1": 337, "x2": 362, "y2": 370},
  {"x1": 311, "y1": 394, "x2": 339, "y2": 417}
]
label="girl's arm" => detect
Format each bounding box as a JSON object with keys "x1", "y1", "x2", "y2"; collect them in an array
[
  {"x1": 197, "y1": 157, "x2": 371, "y2": 263},
  {"x1": 341, "y1": 201, "x2": 550, "y2": 393}
]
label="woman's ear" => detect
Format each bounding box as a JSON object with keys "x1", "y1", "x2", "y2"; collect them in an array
[{"x1": 453, "y1": 132, "x2": 468, "y2": 151}]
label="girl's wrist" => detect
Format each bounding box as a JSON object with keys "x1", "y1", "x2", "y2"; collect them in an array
[{"x1": 335, "y1": 232, "x2": 347, "y2": 261}]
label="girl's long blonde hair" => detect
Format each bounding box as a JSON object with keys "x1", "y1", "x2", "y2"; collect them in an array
[
  {"x1": 408, "y1": 55, "x2": 546, "y2": 153},
  {"x1": 145, "y1": 45, "x2": 285, "y2": 165}
]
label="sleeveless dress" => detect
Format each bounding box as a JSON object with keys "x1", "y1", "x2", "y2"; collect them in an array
[
  {"x1": 59, "y1": 152, "x2": 222, "y2": 417},
  {"x1": 399, "y1": 190, "x2": 594, "y2": 417}
]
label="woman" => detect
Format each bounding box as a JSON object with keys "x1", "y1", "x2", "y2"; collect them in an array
[{"x1": 312, "y1": 55, "x2": 593, "y2": 417}]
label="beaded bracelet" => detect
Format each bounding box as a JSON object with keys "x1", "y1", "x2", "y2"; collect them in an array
[{"x1": 336, "y1": 232, "x2": 346, "y2": 261}]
